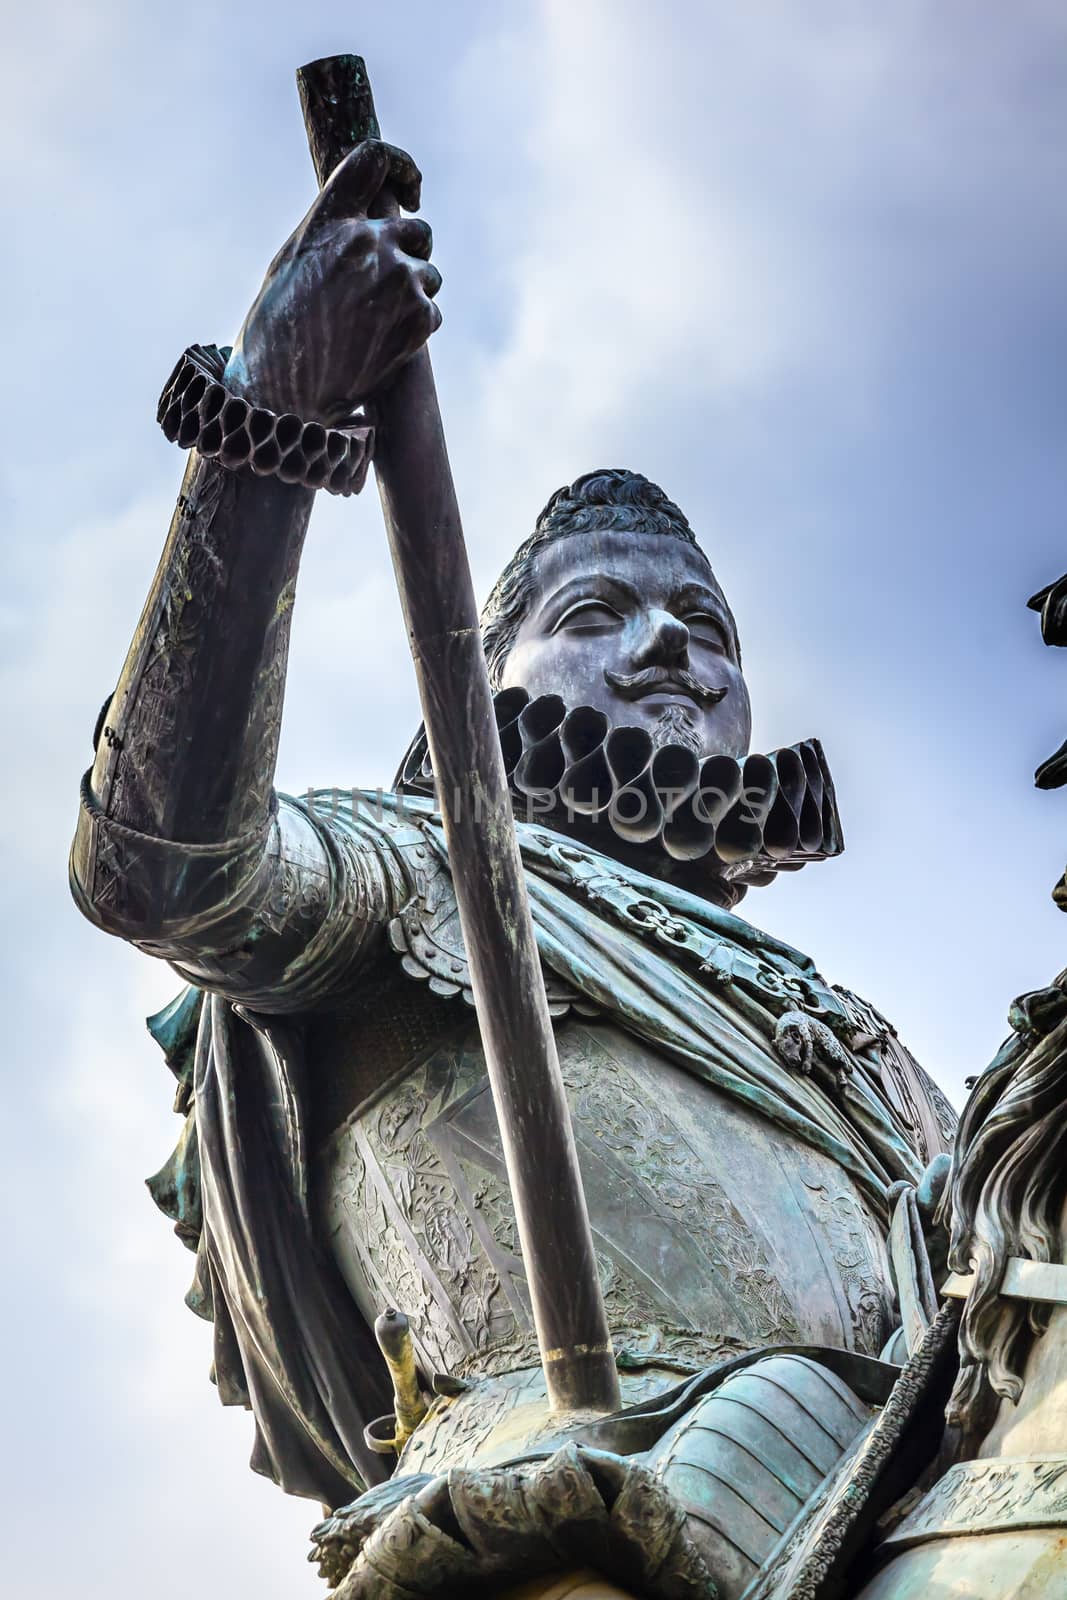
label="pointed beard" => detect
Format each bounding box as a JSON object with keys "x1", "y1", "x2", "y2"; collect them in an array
[{"x1": 651, "y1": 704, "x2": 703, "y2": 753}]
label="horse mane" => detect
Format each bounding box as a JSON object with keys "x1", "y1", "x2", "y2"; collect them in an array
[{"x1": 946, "y1": 976, "x2": 1067, "y2": 1438}]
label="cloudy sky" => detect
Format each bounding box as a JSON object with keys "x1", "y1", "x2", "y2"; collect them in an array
[{"x1": 4, "y1": 2, "x2": 1067, "y2": 1594}]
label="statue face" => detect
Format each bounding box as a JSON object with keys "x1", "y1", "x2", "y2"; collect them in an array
[{"x1": 498, "y1": 526, "x2": 752, "y2": 759}]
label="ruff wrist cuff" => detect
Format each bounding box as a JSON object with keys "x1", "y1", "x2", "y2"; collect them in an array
[{"x1": 157, "y1": 344, "x2": 374, "y2": 497}]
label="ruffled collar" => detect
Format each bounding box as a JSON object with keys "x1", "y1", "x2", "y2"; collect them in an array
[{"x1": 395, "y1": 687, "x2": 842, "y2": 906}]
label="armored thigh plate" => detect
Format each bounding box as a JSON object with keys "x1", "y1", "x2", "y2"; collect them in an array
[
  {"x1": 313, "y1": 1004, "x2": 895, "y2": 1383},
  {"x1": 645, "y1": 1353, "x2": 872, "y2": 1599}
]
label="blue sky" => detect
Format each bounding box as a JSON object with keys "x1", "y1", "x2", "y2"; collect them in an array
[{"x1": 4, "y1": 3, "x2": 1067, "y2": 1594}]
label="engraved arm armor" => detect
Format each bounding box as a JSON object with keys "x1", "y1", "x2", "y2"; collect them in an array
[{"x1": 70, "y1": 453, "x2": 405, "y2": 1009}]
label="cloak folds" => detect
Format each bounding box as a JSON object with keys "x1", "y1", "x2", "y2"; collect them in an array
[
  {"x1": 149, "y1": 990, "x2": 392, "y2": 1502},
  {"x1": 146, "y1": 795, "x2": 951, "y2": 1506}
]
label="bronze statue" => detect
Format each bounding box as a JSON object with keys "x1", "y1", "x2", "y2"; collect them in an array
[{"x1": 72, "y1": 52, "x2": 1067, "y2": 1600}]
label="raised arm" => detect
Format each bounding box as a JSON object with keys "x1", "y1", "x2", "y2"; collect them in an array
[{"x1": 70, "y1": 140, "x2": 441, "y2": 1001}]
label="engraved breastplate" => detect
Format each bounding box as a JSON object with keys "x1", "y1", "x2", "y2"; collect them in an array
[{"x1": 314, "y1": 1008, "x2": 895, "y2": 1382}]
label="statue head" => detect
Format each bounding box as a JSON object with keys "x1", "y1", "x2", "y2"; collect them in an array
[{"x1": 481, "y1": 469, "x2": 751, "y2": 759}]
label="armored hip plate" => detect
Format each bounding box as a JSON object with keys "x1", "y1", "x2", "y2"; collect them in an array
[{"x1": 315, "y1": 1013, "x2": 894, "y2": 1381}]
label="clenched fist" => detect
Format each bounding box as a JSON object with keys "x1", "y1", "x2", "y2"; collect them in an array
[{"x1": 224, "y1": 139, "x2": 441, "y2": 425}]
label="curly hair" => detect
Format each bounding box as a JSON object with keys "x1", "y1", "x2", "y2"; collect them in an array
[
  {"x1": 946, "y1": 977, "x2": 1067, "y2": 1441},
  {"x1": 480, "y1": 468, "x2": 721, "y2": 687}
]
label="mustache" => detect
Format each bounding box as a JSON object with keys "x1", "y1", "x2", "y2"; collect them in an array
[{"x1": 603, "y1": 665, "x2": 729, "y2": 706}]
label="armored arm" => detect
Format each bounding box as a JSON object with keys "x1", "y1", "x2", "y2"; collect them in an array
[
  {"x1": 70, "y1": 138, "x2": 441, "y2": 1004},
  {"x1": 70, "y1": 457, "x2": 325, "y2": 976},
  {"x1": 70, "y1": 454, "x2": 409, "y2": 1010}
]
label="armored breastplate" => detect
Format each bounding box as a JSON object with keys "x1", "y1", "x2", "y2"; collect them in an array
[{"x1": 311, "y1": 976, "x2": 895, "y2": 1383}]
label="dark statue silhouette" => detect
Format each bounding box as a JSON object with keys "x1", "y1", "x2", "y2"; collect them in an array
[{"x1": 70, "y1": 53, "x2": 1067, "y2": 1600}]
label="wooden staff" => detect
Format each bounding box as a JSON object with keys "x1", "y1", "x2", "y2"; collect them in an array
[{"x1": 296, "y1": 54, "x2": 620, "y2": 1416}]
